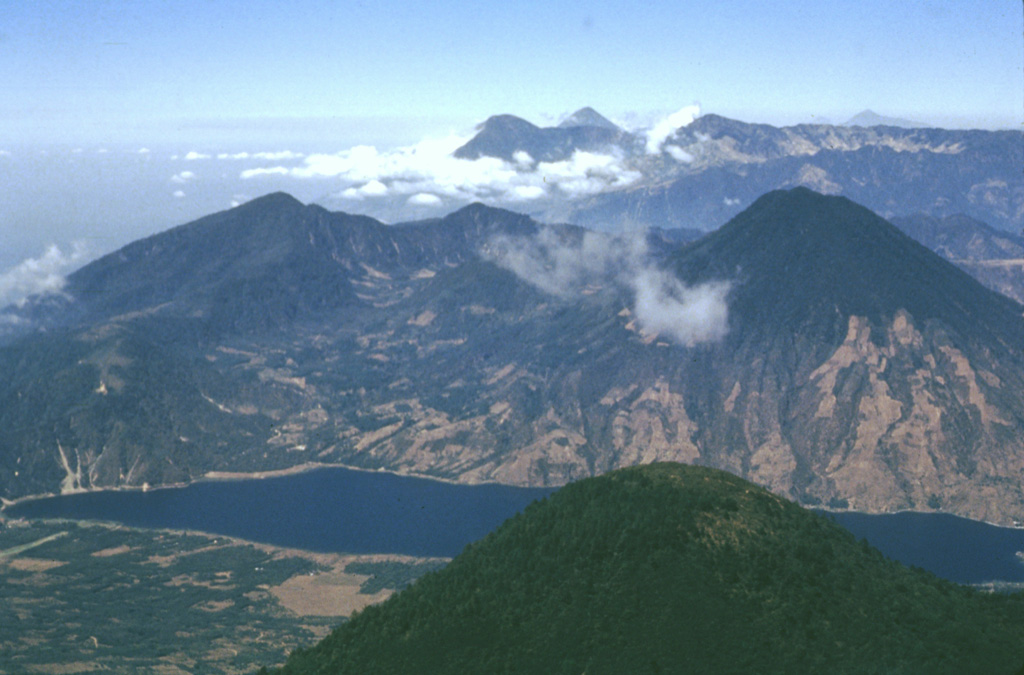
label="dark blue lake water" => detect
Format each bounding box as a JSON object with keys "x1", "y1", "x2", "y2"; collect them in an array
[
  {"x1": 6, "y1": 468, "x2": 1024, "y2": 585},
  {"x1": 822, "y1": 510, "x2": 1024, "y2": 585},
  {"x1": 3, "y1": 467, "x2": 555, "y2": 558}
]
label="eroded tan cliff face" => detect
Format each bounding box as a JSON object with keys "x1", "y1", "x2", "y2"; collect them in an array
[{"x1": 287, "y1": 307, "x2": 1023, "y2": 524}]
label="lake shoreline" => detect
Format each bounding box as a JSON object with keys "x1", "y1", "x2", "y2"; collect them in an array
[
  {"x1": 2, "y1": 465, "x2": 556, "y2": 559},
  {"x1": 1, "y1": 460, "x2": 517, "y2": 515},
  {"x1": 7, "y1": 464, "x2": 1022, "y2": 534}
]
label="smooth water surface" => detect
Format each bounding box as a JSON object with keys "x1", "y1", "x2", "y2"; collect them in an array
[
  {"x1": 4, "y1": 467, "x2": 555, "y2": 558},
  {"x1": 823, "y1": 510, "x2": 1024, "y2": 585}
]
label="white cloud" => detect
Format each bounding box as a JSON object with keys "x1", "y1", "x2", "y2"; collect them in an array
[
  {"x1": 239, "y1": 134, "x2": 640, "y2": 207},
  {"x1": 0, "y1": 243, "x2": 87, "y2": 308},
  {"x1": 184, "y1": 151, "x2": 211, "y2": 160},
  {"x1": 511, "y1": 185, "x2": 547, "y2": 201},
  {"x1": 512, "y1": 150, "x2": 534, "y2": 167},
  {"x1": 173, "y1": 190, "x2": 186, "y2": 198},
  {"x1": 241, "y1": 166, "x2": 290, "y2": 178},
  {"x1": 536, "y1": 151, "x2": 641, "y2": 197},
  {"x1": 217, "y1": 150, "x2": 305, "y2": 161},
  {"x1": 631, "y1": 270, "x2": 730, "y2": 345},
  {"x1": 485, "y1": 226, "x2": 730, "y2": 346},
  {"x1": 340, "y1": 179, "x2": 389, "y2": 200},
  {"x1": 665, "y1": 145, "x2": 694, "y2": 163},
  {"x1": 138, "y1": 147, "x2": 151, "y2": 154},
  {"x1": 645, "y1": 104, "x2": 701, "y2": 154},
  {"x1": 408, "y1": 193, "x2": 442, "y2": 206},
  {"x1": 171, "y1": 170, "x2": 196, "y2": 184},
  {"x1": 0, "y1": 150, "x2": 10, "y2": 157}
]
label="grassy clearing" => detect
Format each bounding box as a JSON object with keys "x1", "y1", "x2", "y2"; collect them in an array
[{"x1": 0, "y1": 530, "x2": 68, "y2": 559}]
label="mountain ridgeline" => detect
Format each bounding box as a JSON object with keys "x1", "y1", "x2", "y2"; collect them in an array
[
  {"x1": 2, "y1": 188, "x2": 1024, "y2": 525},
  {"x1": 564, "y1": 113, "x2": 1022, "y2": 234},
  {"x1": 268, "y1": 463, "x2": 1024, "y2": 674},
  {"x1": 319, "y1": 109, "x2": 1020, "y2": 235}
]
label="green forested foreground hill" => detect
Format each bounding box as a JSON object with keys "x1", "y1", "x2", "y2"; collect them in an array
[{"x1": 270, "y1": 463, "x2": 1024, "y2": 674}]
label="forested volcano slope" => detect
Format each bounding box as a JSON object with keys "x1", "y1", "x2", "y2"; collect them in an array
[{"x1": 270, "y1": 463, "x2": 1024, "y2": 674}]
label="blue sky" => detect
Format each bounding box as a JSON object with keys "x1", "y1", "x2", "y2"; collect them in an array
[
  {"x1": 3, "y1": 0, "x2": 1021, "y2": 145},
  {"x1": 0, "y1": 0, "x2": 1021, "y2": 301}
]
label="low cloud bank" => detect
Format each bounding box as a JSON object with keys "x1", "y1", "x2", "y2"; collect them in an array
[
  {"x1": 0, "y1": 243, "x2": 86, "y2": 309},
  {"x1": 240, "y1": 134, "x2": 641, "y2": 207},
  {"x1": 163, "y1": 105, "x2": 711, "y2": 215},
  {"x1": 485, "y1": 227, "x2": 730, "y2": 346}
]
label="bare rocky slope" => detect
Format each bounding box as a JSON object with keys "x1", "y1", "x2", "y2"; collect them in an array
[{"x1": 3, "y1": 189, "x2": 1024, "y2": 524}]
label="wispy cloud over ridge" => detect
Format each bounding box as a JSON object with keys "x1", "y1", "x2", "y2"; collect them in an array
[
  {"x1": 485, "y1": 226, "x2": 730, "y2": 346},
  {"x1": 645, "y1": 104, "x2": 701, "y2": 155},
  {"x1": 0, "y1": 243, "x2": 87, "y2": 309}
]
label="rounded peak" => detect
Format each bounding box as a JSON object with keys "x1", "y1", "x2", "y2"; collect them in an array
[
  {"x1": 234, "y1": 191, "x2": 304, "y2": 211},
  {"x1": 477, "y1": 114, "x2": 539, "y2": 132}
]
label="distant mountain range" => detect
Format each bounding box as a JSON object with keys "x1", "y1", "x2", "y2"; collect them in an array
[
  {"x1": 318, "y1": 107, "x2": 1021, "y2": 240},
  {"x1": 560, "y1": 112, "x2": 1022, "y2": 235},
  {"x1": 3, "y1": 188, "x2": 1024, "y2": 525},
  {"x1": 269, "y1": 463, "x2": 1024, "y2": 674}
]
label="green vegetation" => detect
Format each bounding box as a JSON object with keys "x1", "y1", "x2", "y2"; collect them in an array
[
  {"x1": 0, "y1": 519, "x2": 338, "y2": 674},
  {"x1": 272, "y1": 463, "x2": 1024, "y2": 674}
]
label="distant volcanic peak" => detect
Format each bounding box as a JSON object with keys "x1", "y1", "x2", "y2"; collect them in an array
[
  {"x1": 477, "y1": 114, "x2": 540, "y2": 134},
  {"x1": 558, "y1": 107, "x2": 620, "y2": 131},
  {"x1": 844, "y1": 109, "x2": 922, "y2": 129},
  {"x1": 452, "y1": 115, "x2": 541, "y2": 160},
  {"x1": 453, "y1": 110, "x2": 628, "y2": 163}
]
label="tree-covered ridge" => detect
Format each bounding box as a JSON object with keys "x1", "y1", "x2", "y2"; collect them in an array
[{"x1": 270, "y1": 463, "x2": 1024, "y2": 674}]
